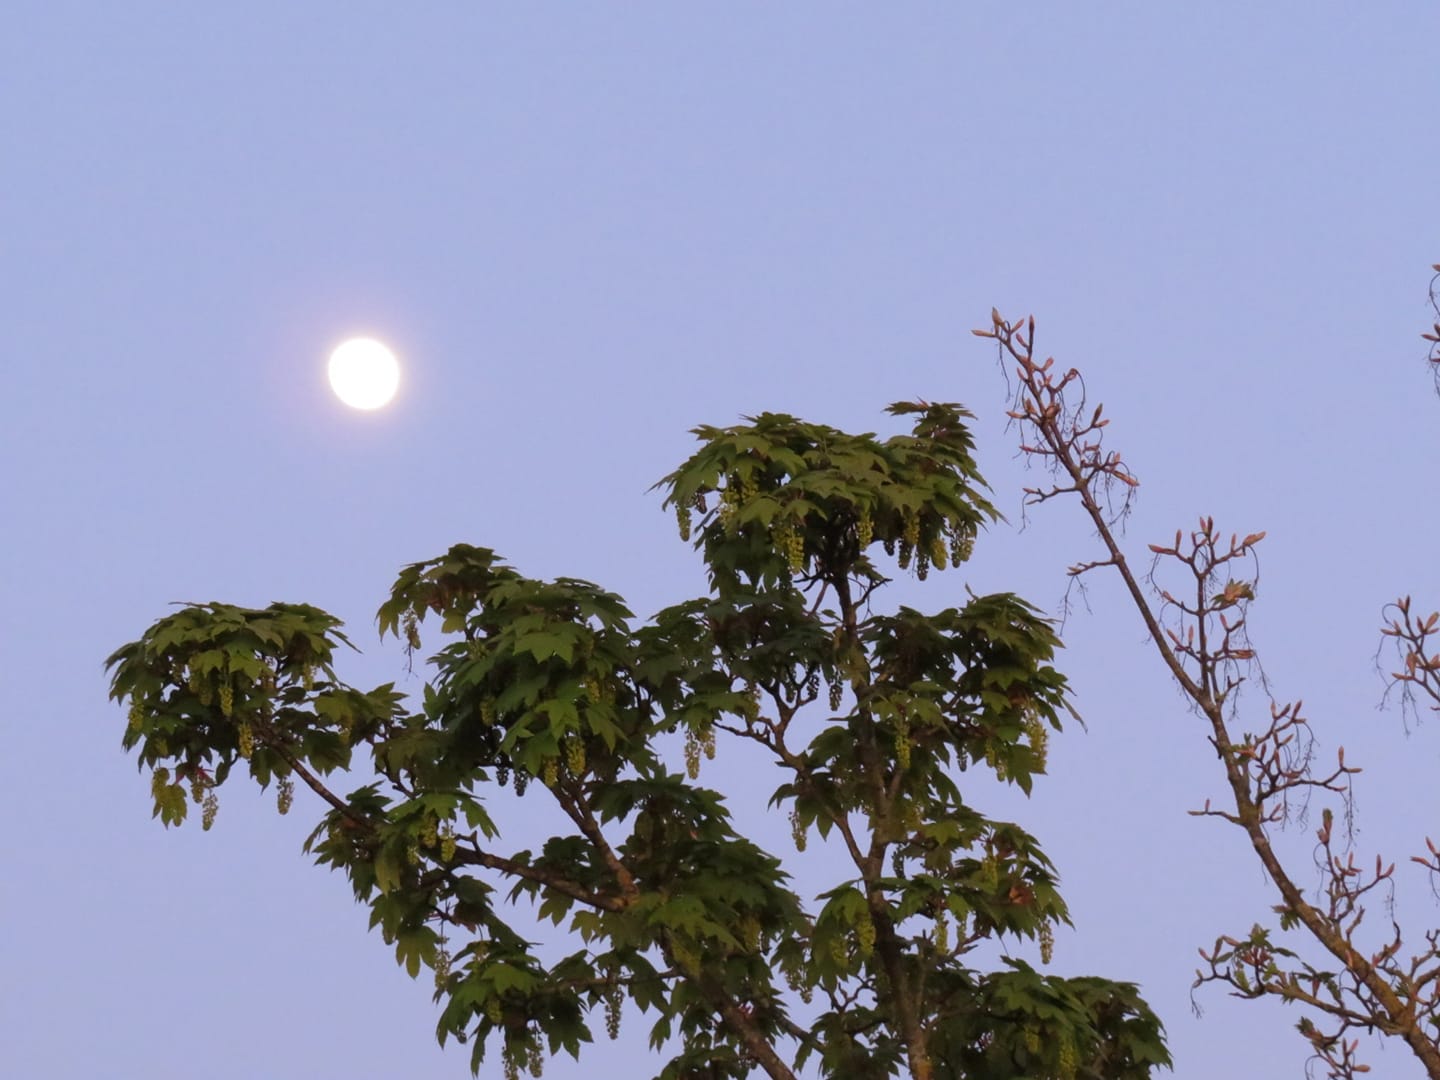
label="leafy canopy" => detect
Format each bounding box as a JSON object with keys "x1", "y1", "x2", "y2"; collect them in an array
[{"x1": 108, "y1": 401, "x2": 1169, "y2": 1080}]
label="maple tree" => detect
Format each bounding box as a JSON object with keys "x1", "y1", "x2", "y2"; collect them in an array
[{"x1": 109, "y1": 402, "x2": 1170, "y2": 1079}]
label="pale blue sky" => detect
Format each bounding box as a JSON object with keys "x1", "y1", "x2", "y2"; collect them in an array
[{"x1": 4, "y1": 5, "x2": 1438, "y2": 1078}]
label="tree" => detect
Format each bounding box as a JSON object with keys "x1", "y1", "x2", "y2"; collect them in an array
[
  {"x1": 1425, "y1": 263, "x2": 1440, "y2": 393},
  {"x1": 973, "y1": 273, "x2": 1440, "y2": 1079},
  {"x1": 108, "y1": 403, "x2": 1170, "y2": 1079}
]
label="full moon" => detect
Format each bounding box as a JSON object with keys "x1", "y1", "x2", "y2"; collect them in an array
[{"x1": 328, "y1": 338, "x2": 401, "y2": 410}]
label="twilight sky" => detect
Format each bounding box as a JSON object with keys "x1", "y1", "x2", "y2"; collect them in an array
[{"x1": 4, "y1": 5, "x2": 1438, "y2": 1078}]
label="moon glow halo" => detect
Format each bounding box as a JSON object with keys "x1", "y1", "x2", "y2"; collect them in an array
[{"x1": 328, "y1": 338, "x2": 401, "y2": 410}]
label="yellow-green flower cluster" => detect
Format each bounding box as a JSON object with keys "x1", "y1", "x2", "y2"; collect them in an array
[
  {"x1": 853, "y1": 910, "x2": 876, "y2": 958},
  {"x1": 773, "y1": 520, "x2": 806, "y2": 572},
  {"x1": 564, "y1": 737, "x2": 586, "y2": 776},
  {"x1": 856, "y1": 506, "x2": 874, "y2": 548},
  {"x1": 893, "y1": 715, "x2": 912, "y2": 771},
  {"x1": 1024, "y1": 710, "x2": 1049, "y2": 770}
]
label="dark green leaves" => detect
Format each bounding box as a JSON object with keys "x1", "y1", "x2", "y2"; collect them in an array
[
  {"x1": 109, "y1": 402, "x2": 1169, "y2": 1079},
  {"x1": 654, "y1": 404, "x2": 999, "y2": 596}
]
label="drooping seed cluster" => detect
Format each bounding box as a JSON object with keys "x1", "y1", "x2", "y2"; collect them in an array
[
  {"x1": 853, "y1": 908, "x2": 876, "y2": 958},
  {"x1": 772, "y1": 520, "x2": 806, "y2": 572},
  {"x1": 1023, "y1": 710, "x2": 1049, "y2": 770},
  {"x1": 276, "y1": 774, "x2": 294, "y2": 815},
  {"x1": 781, "y1": 955, "x2": 813, "y2": 1003},
  {"x1": 856, "y1": 506, "x2": 874, "y2": 548},
  {"x1": 892, "y1": 716, "x2": 912, "y2": 771},
  {"x1": 980, "y1": 851, "x2": 1000, "y2": 892},
  {"x1": 564, "y1": 737, "x2": 586, "y2": 776},
  {"x1": 603, "y1": 980, "x2": 623, "y2": 1040},
  {"x1": 739, "y1": 914, "x2": 762, "y2": 954},
  {"x1": 950, "y1": 523, "x2": 976, "y2": 564},
  {"x1": 682, "y1": 724, "x2": 717, "y2": 779},
  {"x1": 432, "y1": 944, "x2": 451, "y2": 990},
  {"x1": 1056, "y1": 1032, "x2": 1078, "y2": 1079}
]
